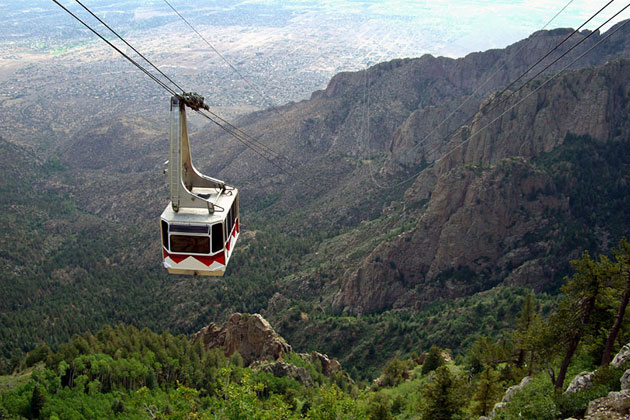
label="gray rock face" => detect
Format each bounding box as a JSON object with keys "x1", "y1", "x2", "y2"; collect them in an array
[
  {"x1": 333, "y1": 158, "x2": 566, "y2": 313},
  {"x1": 621, "y1": 369, "x2": 630, "y2": 391},
  {"x1": 503, "y1": 376, "x2": 533, "y2": 403},
  {"x1": 565, "y1": 371, "x2": 597, "y2": 394},
  {"x1": 584, "y1": 390, "x2": 630, "y2": 420},
  {"x1": 301, "y1": 351, "x2": 343, "y2": 377},
  {"x1": 487, "y1": 376, "x2": 532, "y2": 419},
  {"x1": 191, "y1": 313, "x2": 291, "y2": 366},
  {"x1": 251, "y1": 360, "x2": 314, "y2": 387},
  {"x1": 612, "y1": 343, "x2": 630, "y2": 369},
  {"x1": 333, "y1": 57, "x2": 630, "y2": 315}
]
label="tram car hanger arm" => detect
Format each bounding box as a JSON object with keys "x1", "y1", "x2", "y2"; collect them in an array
[{"x1": 160, "y1": 94, "x2": 239, "y2": 276}]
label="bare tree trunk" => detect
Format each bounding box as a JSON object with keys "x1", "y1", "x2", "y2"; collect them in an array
[
  {"x1": 555, "y1": 296, "x2": 596, "y2": 390},
  {"x1": 602, "y1": 272, "x2": 630, "y2": 365},
  {"x1": 555, "y1": 335, "x2": 581, "y2": 390},
  {"x1": 546, "y1": 360, "x2": 556, "y2": 385}
]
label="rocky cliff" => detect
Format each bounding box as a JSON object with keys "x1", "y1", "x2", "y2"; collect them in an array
[
  {"x1": 191, "y1": 313, "x2": 348, "y2": 385},
  {"x1": 191, "y1": 313, "x2": 292, "y2": 366},
  {"x1": 333, "y1": 55, "x2": 630, "y2": 313},
  {"x1": 333, "y1": 158, "x2": 567, "y2": 313}
]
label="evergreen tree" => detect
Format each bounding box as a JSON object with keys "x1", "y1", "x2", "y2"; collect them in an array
[
  {"x1": 514, "y1": 293, "x2": 536, "y2": 367},
  {"x1": 421, "y1": 346, "x2": 444, "y2": 375},
  {"x1": 601, "y1": 238, "x2": 630, "y2": 365},
  {"x1": 511, "y1": 294, "x2": 546, "y2": 375},
  {"x1": 420, "y1": 366, "x2": 461, "y2": 420},
  {"x1": 470, "y1": 367, "x2": 502, "y2": 417},
  {"x1": 30, "y1": 385, "x2": 46, "y2": 419},
  {"x1": 552, "y1": 251, "x2": 607, "y2": 389},
  {"x1": 382, "y1": 358, "x2": 407, "y2": 387}
]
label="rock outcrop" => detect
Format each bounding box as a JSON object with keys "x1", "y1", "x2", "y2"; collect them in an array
[
  {"x1": 404, "y1": 59, "x2": 630, "y2": 205},
  {"x1": 565, "y1": 371, "x2": 597, "y2": 394},
  {"x1": 334, "y1": 158, "x2": 566, "y2": 313},
  {"x1": 191, "y1": 313, "x2": 351, "y2": 386},
  {"x1": 583, "y1": 390, "x2": 630, "y2": 420},
  {"x1": 300, "y1": 351, "x2": 344, "y2": 377},
  {"x1": 250, "y1": 360, "x2": 314, "y2": 387},
  {"x1": 333, "y1": 55, "x2": 630, "y2": 314},
  {"x1": 613, "y1": 343, "x2": 630, "y2": 368},
  {"x1": 191, "y1": 313, "x2": 291, "y2": 366},
  {"x1": 487, "y1": 376, "x2": 533, "y2": 419}
]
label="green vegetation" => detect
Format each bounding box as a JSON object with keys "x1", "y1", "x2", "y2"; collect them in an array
[
  {"x1": 2, "y1": 239, "x2": 630, "y2": 418},
  {"x1": 533, "y1": 133, "x2": 630, "y2": 287}
]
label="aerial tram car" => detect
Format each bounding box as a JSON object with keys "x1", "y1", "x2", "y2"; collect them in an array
[{"x1": 160, "y1": 94, "x2": 239, "y2": 276}]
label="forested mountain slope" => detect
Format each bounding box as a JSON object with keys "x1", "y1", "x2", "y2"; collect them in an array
[{"x1": 2, "y1": 22, "x2": 630, "y2": 382}]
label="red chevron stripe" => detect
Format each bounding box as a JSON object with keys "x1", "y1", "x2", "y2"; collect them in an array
[{"x1": 163, "y1": 249, "x2": 225, "y2": 267}]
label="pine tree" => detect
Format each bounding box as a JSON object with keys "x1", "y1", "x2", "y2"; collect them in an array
[
  {"x1": 514, "y1": 293, "x2": 536, "y2": 367},
  {"x1": 420, "y1": 366, "x2": 461, "y2": 420},
  {"x1": 552, "y1": 251, "x2": 607, "y2": 389},
  {"x1": 602, "y1": 238, "x2": 630, "y2": 365},
  {"x1": 421, "y1": 346, "x2": 444, "y2": 375},
  {"x1": 30, "y1": 385, "x2": 46, "y2": 419},
  {"x1": 470, "y1": 367, "x2": 502, "y2": 417}
]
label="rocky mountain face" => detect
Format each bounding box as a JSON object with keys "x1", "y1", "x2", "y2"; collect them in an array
[
  {"x1": 404, "y1": 59, "x2": 630, "y2": 204},
  {"x1": 333, "y1": 158, "x2": 568, "y2": 313},
  {"x1": 333, "y1": 58, "x2": 630, "y2": 314},
  {"x1": 3, "y1": 20, "x2": 630, "y2": 373},
  {"x1": 42, "y1": 22, "x2": 630, "y2": 234},
  {"x1": 209, "y1": 23, "x2": 630, "y2": 178},
  {"x1": 191, "y1": 312, "x2": 292, "y2": 366},
  {"x1": 191, "y1": 313, "x2": 347, "y2": 386},
  {"x1": 63, "y1": 23, "x2": 630, "y2": 231}
]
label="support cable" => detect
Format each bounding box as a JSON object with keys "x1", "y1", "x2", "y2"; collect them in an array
[
  {"x1": 53, "y1": 0, "x2": 305, "y2": 183},
  {"x1": 161, "y1": 0, "x2": 291, "y2": 125},
  {"x1": 499, "y1": 2, "x2": 629, "y2": 109},
  {"x1": 377, "y1": 3, "x2": 627, "y2": 189},
  {"x1": 496, "y1": 0, "x2": 615, "y2": 100},
  {"x1": 434, "y1": 17, "x2": 630, "y2": 168},
  {"x1": 195, "y1": 109, "x2": 319, "y2": 189},
  {"x1": 52, "y1": 0, "x2": 179, "y2": 97},
  {"x1": 74, "y1": 0, "x2": 187, "y2": 94},
  {"x1": 404, "y1": 0, "x2": 579, "y2": 165}
]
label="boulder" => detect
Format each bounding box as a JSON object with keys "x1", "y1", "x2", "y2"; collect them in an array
[
  {"x1": 621, "y1": 369, "x2": 630, "y2": 391},
  {"x1": 299, "y1": 351, "x2": 354, "y2": 383},
  {"x1": 250, "y1": 360, "x2": 314, "y2": 387},
  {"x1": 565, "y1": 371, "x2": 596, "y2": 394},
  {"x1": 503, "y1": 376, "x2": 533, "y2": 403},
  {"x1": 612, "y1": 343, "x2": 630, "y2": 369},
  {"x1": 308, "y1": 351, "x2": 343, "y2": 376},
  {"x1": 487, "y1": 376, "x2": 533, "y2": 419},
  {"x1": 191, "y1": 313, "x2": 291, "y2": 366},
  {"x1": 584, "y1": 389, "x2": 630, "y2": 420}
]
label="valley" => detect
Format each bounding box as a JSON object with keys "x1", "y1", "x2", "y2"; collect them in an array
[{"x1": 2, "y1": 2, "x2": 630, "y2": 418}]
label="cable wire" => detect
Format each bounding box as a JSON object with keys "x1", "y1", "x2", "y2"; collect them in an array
[
  {"x1": 52, "y1": 0, "x2": 179, "y2": 97},
  {"x1": 434, "y1": 16, "x2": 630, "y2": 168},
  {"x1": 195, "y1": 109, "x2": 319, "y2": 189},
  {"x1": 404, "y1": 0, "x2": 579, "y2": 165},
  {"x1": 496, "y1": 0, "x2": 615, "y2": 100},
  {"x1": 364, "y1": 0, "x2": 580, "y2": 189},
  {"x1": 500, "y1": 2, "x2": 629, "y2": 109},
  {"x1": 376, "y1": 3, "x2": 627, "y2": 189},
  {"x1": 161, "y1": 0, "x2": 288, "y2": 118},
  {"x1": 53, "y1": 0, "x2": 307, "y2": 185},
  {"x1": 73, "y1": 0, "x2": 186, "y2": 95}
]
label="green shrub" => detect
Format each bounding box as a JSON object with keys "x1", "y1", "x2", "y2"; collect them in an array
[
  {"x1": 554, "y1": 384, "x2": 609, "y2": 418},
  {"x1": 493, "y1": 376, "x2": 557, "y2": 420}
]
